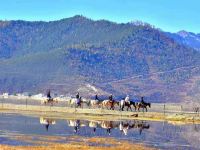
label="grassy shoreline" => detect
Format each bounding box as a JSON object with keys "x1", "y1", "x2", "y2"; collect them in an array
[{"x1": 0, "y1": 135, "x2": 155, "y2": 150}]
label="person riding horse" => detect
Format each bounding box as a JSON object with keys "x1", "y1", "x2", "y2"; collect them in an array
[
  {"x1": 141, "y1": 97, "x2": 145, "y2": 105},
  {"x1": 95, "y1": 94, "x2": 99, "y2": 100},
  {"x1": 75, "y1": 92, "x2": 81, "y2": 107},
  {"x1": 76, "y1": 92, "x2": 80, "y2": 99},
  {"x1": 47, "y1": 90, "x2": 52, "y2": 101},
  {"x1": 125, "y1": 95, "x2": 130, "y2": 104},
  {"x1": 109, "y1": 94, "x2": 113, "y2": 102}
]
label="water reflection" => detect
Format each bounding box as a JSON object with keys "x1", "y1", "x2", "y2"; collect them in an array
[
  {"x1": 40, "y1": 117, "x2": 56, "y2": 131},
  {"x1": 38, "y1": 118, "x2": 151, "y2": 135},
  {"x1": 0, "y1": 113, "x2": 200, "y2": 149}
]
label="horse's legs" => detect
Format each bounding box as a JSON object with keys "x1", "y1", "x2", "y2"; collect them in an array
[
  {"x1": 112, "y1": 106, "x2": 115, "y2": 110},
  {"x1": 130, "y1": 106, "x2": 132, "y2": 112},
  {"x1": 145, "y1": 107, "x2": 147, "y2": 112}
]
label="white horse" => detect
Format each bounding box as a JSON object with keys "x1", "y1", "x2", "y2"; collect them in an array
[
  {"x1": 41, "y1": 98, "x2": 58, "y2": 105},
  {"x1": 68, "y1": 98, "x2": 81, "y2": 107},
  {"x1": 68, "y1": 97, "x2": 90, "y2": 108},
  {"x1": 90, "y1": 100, "x2": 101, "y2": 108}
]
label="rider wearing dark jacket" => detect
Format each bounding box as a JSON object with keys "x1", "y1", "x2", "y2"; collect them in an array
[
  {"x1": 47, "y1": 90, "x2": 51, "y2": 100},
  {"x1": 109, "y1": 94, "x2": 113, "y2": 101},
  {"x1": 76, "y1": 92, "x2": 80, "y2": 99},
  {"x1": 95, "y1": 94, "x2": 99, "y2": 100},
  {"x1": 141, "y1": 97, "x2": 145, "y2": 104}
]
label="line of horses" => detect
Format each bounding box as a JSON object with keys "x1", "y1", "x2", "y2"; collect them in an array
[
  {"x1": 68, "y1": 97, "x2": 151, "y2": 112},
  {"x1": 41, "y1": 96, "x2": 151, "y2": 112}
]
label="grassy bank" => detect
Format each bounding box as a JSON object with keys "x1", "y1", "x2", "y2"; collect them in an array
[{"x1": 0, "y1": 103, "x2": 200, "y2": 124}]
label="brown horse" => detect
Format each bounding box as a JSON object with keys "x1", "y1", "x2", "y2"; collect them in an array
[
  {"x1": 136, "y1": 102, "x2": 151, "y2": 112},
  {"x1": 101, "y1": 100, "x2": 119, "y2": 110}
]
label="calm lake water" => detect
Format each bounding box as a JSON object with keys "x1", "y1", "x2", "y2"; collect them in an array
[{"x1": 0, "y1": 113, "x2": 199, "y2": 150}]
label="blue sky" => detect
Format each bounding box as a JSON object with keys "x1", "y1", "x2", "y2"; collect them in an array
[{"x1": 0, "y1": 0, "x2": 199, "y2": 33}]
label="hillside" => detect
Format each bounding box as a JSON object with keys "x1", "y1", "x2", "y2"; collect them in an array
[{"x1": 1, "y1": 15, "x2": 200, "y2": 103}]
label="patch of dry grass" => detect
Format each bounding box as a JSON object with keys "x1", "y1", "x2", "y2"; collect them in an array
[{"x1": 0, "y1": 136, "x2": 155, "y2": 150}]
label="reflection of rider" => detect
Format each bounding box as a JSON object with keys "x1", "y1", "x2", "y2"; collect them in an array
[
  {"x1": 74, "y1": 120, "x2": 80, "y2": 133},
  {"x1": 45, "y1": 124, "x2": 50, "y2": 131}
]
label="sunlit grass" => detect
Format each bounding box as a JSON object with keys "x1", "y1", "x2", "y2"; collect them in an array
[{"x1": 0, "y1": 135, "x2": 154, "y2": 150}]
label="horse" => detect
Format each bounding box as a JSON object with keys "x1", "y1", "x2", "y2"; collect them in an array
[
  {"x1": 120, "y1": 100, "x2": 136, "y2": 111},
  {"x1": 136, "y1": 102, "x2": 151, "y2": 112},
  {"x1": 68, "y1": 97, "x2": 83, "y2": 108},
  {"x1": 41, "y1": 98, "x2": 58, "y2": 106},
  {"x1": 81, "y1": 98, "x2": 91, "y2": 108},
  {"x1": 101, "y1": 100, "x2": 119, "y2": 110},
  {"x1": 90, "y1": 99, "x2": 102, "y2": 108}
]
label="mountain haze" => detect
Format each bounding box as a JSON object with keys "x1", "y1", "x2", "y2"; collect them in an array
[{"x1": 1, "y1": 15, "x2": 200, "y2": 103}]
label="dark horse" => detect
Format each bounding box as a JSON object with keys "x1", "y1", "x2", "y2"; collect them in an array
[
  {"x1": 136, "y1": 102, "x2": 151, "y2": 112},
  {"x1": 120, "y1": 100, "x2": 136, "y2": 111}
]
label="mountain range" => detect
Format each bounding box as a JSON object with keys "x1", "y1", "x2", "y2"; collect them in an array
[
  {"x1": 166, "y1": 30, "x2": 200, "y2": 51},
  {"x1": 0, "y1": 15, "x2": 200, "y2": 103}
]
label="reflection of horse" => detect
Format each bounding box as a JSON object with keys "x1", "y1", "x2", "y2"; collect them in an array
[
  {"x1": 101, "y1": 100, "x2": 119, "y2": 110},
  {"x1": 119, "y1": 122, "x2": 129, "y2": 135},
  {"x1": 100, "y1": 121, "x2": 113, "y2": 135},
  {"x1": 100, "y1": 121, "x2": 118, "y2": 135},
  {"x1": 120, "y1": 100, "x2": 136, "y2": 111},
  {"x1": 119, "y1": 120, "x2": 150, "y2": 135},
  {"x1": 89, "y1": 120, "x2": 101, "y2": 132},
  {"x1": 68, "y1": 120, "x2": 88, "y2": 133},
  {"x1": 136, "y1": 102, "x2": 151, "y2": 112},
  {"x1": 129, "y1": 120, "x2": 150, "y2": 134},
  {"x1": 40, "y1": 117, "x2": 56, "y2": 131}
]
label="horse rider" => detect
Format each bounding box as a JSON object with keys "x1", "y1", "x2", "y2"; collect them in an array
[
  {"x1": 76, "y1": 92, "x2": 80, "y2": 99},
  {"x1": 77, "y1": 97, "x2": 81, "y2": 106},
  {"x1": 141, "y1": 97, "x2": 145, "y2": 105},
  {"x1": 109, "y1": 94, "x2": 113, "y2": 102},
  {"x1": 95, "y1": 94, "x2": 99, "y2": 100},
  {"x1": 125, "y1": 95, "x2": 130, "y2": 104},
  {"x1": 47, "y1": 90, "x2": 51, "y2": 101}
]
